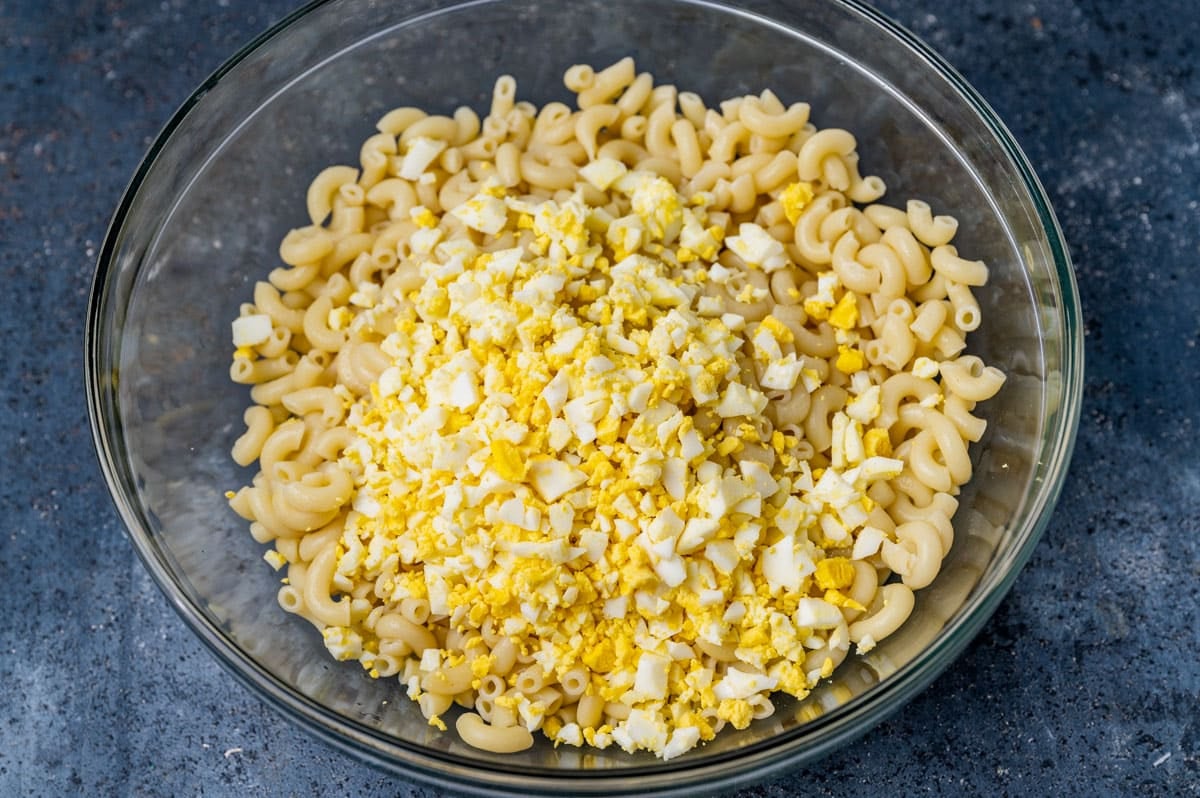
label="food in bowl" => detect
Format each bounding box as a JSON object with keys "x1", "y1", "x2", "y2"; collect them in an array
[{"x1": 224, "y1": 58, "x2": 1004, "y2": 760}]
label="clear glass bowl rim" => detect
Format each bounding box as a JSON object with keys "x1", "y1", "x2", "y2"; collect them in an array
[{"x1": 85, "y1": 0, "x2": 1083, "y2": 794}]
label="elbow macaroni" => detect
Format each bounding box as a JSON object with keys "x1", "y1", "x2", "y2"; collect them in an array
[{"x1": 226, "y1": 59, "x2": 1005, "y2": 760}]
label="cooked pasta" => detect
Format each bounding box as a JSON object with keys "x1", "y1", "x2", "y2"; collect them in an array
[{"x1": 226, "y1": 59, "x2": 1004, "y2": 760}]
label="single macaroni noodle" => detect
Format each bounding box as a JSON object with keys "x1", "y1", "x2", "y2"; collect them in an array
[{"x1": 226, "y1": 59, "x2": 1005, "y2": 760}]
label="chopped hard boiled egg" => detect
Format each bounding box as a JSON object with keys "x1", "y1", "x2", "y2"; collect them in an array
[
  {"x1": 327, "y1": 171, "x2": 879, "y2": 758},
  {"x1": 398, "y1": 137, "x2": 446, "y2": 180},
  {"x1": 231, "y1": 314, "x2": 272, "y2": 348}
]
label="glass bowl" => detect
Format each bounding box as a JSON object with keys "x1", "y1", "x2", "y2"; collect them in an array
[{"x1": 86, "y1": 0, "x2": 1082, "y2": 794}]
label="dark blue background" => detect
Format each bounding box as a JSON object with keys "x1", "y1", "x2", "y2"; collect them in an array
[{"x1": 2, "y1": 1, "x2": 1197, "y2": 795}]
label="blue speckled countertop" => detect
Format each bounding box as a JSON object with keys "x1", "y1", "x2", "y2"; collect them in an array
[{"x1": 2, "y1": 1, "x2": 1197, "y2": 795}]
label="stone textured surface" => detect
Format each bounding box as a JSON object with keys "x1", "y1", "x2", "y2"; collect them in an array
[{"x1": 1, "y1": 0, "x2": 1197, "y2": 795}]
